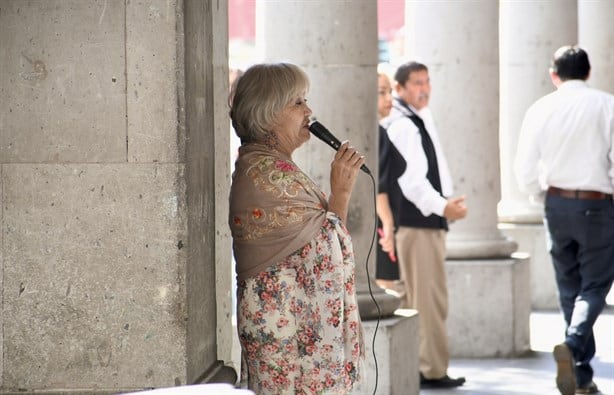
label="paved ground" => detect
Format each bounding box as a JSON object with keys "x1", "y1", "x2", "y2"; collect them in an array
[{"x1": 421, "y1": 307, "x2": 614, "y2": 395}]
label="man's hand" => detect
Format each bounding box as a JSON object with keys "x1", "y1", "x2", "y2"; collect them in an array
[{"x1": 443, "y1": 195, "x2": 467, "y2": 221}]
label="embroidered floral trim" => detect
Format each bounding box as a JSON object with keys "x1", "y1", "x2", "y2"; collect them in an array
[{"x1": 232, "y1": 156, "x2": 325, "y2": 241}]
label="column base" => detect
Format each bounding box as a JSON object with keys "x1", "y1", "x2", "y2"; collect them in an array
[
  {"x1": 499, "y1": 222, "x2": 559, "y2": 309},
  {"x1": 357, "y1": 286, "x2": 401, "y2": 320},
  {"x1": 497, "y1": 198, "x2": 544, "y2": 223},
  {"x1": 351, "y1": 310, "x2": 420, "y2": 395},
  {"x1": 446, "y1": 232, "x2": 518, "y2": 259},
  {"x1": 446, "y1": 256, "x2": 531, "y2": 357}
]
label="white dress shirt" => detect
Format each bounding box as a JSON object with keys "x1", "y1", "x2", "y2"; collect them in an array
[
  {"x1": 514, "y1": 80, "x2": 614, "y2": 197},
  {"x1": 381, "y1": 101, "x2": 453, "y2": 217}
]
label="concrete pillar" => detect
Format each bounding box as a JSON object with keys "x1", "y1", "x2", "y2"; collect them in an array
[
  {"x1": 499, "y1": 0, "x2": 577, "y2": 309},
  {"x1": 351, "y1": 310, "x2": 420, "y2": 395},
  {"x1": 406, "y1": 0, "x2": 516, "y2": 259},
  {"x1": 499, "y1": 0, "x2": 577, "y2": 223},
  {"x1": 255, "y1": 0, "x2": 399, "y2": 319},
  {"x1": 405, "y1": 0, "x2": 530, "y2": 356},
  {"x1": 184, "y1": 0, "x2": 235, "y2": 384},
  {"x1": 446, "y1": 255, "x2": 531, "y2": 357},
  {"x1": 578, "y1": 0, "x2": 614, "y2": 305},
  {"x1": 0, "y1": 0, "x2": 231, "y2": 392},
  {"x1": 255, "y1": 1, "x2": 417, "y2": 391},
  {"x1": 499, "y1": 0, "x2": 577, "y2": 222},
  {"x1": 578, "y1": 0, "x2": 614, "y2": 92}
]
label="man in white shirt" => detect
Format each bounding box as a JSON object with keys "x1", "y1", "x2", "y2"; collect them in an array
[
  {"x1": 379, "y1": 62, "x2": 467, "y2": 389},
  {"x1": 515, "y1": 45, "x2": 614, "y2": 395}
]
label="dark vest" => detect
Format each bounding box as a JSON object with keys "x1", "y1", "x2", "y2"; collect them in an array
[{"x1": 383, "y1": 99, "x2": 448, "y2": 230}]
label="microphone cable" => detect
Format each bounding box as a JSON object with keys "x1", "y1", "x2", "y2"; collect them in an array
[
  {"x1": 307, "y1": 118, "x2": 381, "y2": 393},
  {"x1": 363, "y1": 170, "x2": 381, "y2": 395}
]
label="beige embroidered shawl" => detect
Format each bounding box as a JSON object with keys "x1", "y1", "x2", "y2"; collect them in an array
[{"x1": 229, "y1": 143, "x2": 329, "y2": 281}]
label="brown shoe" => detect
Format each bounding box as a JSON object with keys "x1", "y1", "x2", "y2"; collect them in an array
[
  {"x1": 553, "y1": 343, "x2": 576, "y2": 395},
  {"x1": 576, "y1": 381, "x2": 599, "y2": 394}
]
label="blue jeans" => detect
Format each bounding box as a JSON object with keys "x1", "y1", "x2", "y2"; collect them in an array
[{"x1": 544, "y1": 195, "x2": 614, "y2": 387}]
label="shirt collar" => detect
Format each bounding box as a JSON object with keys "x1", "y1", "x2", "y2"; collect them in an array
[
  {"x1": 393, "y1": 97, "x2": 428, "y2": 119},
  {"x1": 558, "y1": 79, "x2": 588, "y2": 91},
  {"x1": 393, "y1": 97, "x2": 420, "y2": 116}
]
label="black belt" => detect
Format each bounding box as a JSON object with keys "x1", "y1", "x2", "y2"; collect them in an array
[{"x1": 547, "y1": 187, "x2": 613, "y2": 200}]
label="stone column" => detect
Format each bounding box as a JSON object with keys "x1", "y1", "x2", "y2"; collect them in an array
[
  {"x1": 578, "y1": 0, "x2": 614, "y2": 92},
  {"x1": 256, "y1": 0, "x2": 399, "y2": 319},
  {"x1": 405, "y1": 0, "x2": 530, "y2": 357},
  {"x1": 578, "y1": 0, "x2": 614, "y2": 305},
  {"x1": 184, "y1": 0, "x2": 235, "y2": 384},
  {"x1": 499, "y1": 0, "x2": 577, "y2": 309},
  {"x1": 406, "y1": 0, "x2": 516, "y2": 260},
  {"x1": 256, "y1": 2, "x2": 417, "y2": 394},
  {"x1": 499, "y1": 0, "x2": 577, "y2": 223}
]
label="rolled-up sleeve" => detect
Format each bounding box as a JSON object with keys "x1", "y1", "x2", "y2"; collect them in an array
[
  {"x1": 387, "y1": 118, "x2": 448, "y2": 217},
  {"x1": 514, "y1": 104, "x2": 543, "y2": 196}
]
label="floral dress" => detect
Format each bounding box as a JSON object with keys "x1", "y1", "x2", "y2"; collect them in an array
[{"x1": 237, "y1": 212, "x2": 364, "y2": 395}]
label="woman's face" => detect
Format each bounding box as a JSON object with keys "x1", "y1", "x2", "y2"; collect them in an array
[
  {"x1": 271, "y1": 93, "x2": 312, "y2": 155},
  {"x1": 378, "y1": 74, "x2": 393, "y2": 119}
]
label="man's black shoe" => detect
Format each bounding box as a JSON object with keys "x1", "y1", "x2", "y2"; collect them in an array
[
  {"x1": 420, "y1": 373, "x2": 466, "y2": 389},
  {"x1": 576, "y1": 381, "x2": 599, "y2": 394}
]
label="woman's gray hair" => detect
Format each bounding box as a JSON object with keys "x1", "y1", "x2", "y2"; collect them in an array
[{"x1": 229, "y1": 63, "x2": 310, "y2": 144}]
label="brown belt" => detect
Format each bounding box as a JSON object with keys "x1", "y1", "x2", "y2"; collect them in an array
[{"x1": 547, "y1": 186, "x2": 613, "y2": 200}]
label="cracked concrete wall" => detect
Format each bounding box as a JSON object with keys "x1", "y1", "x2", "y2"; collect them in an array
[{"x1": 0, "y1": 0, "x2": 230, "y2": 392}]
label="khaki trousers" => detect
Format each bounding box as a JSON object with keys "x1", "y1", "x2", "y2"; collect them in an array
[{"x1": 395, "y1": 227, "x2": 449, "y2": 379}]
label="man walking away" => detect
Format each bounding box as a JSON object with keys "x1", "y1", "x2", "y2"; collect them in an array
[{"x1": 515, "y1": 45, "x2": 614, "y2": 395}]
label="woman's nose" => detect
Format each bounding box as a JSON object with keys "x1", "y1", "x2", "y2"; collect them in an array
[{"x1": 305, "y1": 105, "x2": 313, "y2": 116}]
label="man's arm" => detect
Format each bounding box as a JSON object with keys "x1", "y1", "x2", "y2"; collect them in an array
[
  {"x1": 387, "y1": 119, "x2": 449, "y2": 217},
  {"x1": 514, "y1": 105, "x2": 543, "y2": 196}
]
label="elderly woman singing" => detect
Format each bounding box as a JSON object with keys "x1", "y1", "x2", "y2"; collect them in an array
[{"x1": 228, "y1": 63, "x2": 365, "y2": 395}]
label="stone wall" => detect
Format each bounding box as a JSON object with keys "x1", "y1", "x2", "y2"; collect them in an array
[{"x1": 0, "y1": 0, "x2": 230, "y2": 392}]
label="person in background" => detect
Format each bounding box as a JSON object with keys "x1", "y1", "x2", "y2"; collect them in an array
[
  {"x1": 375, "y1": 71, "x2": 401, "y2": 292},
  {"x1": 228, "y1": 62, "x2": 366, "y2": 395},
  {"x1": 379, "y1": 61, "x2": 467, "y2": 389},
  {"x1": 515, "y1": 45, "x2": 614, "y2": 395},
  {"x1": 229, "y1": 68, "x2": 244, "y2": 171},
  {"x1": 229, "y1": 68, "x2": 243, "y2": 90}
]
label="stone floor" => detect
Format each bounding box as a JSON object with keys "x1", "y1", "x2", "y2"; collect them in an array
[
  {"x1": 231, "y1": 305, "x2": 614, "y2": 395},
  {"x1": 421, "y1": 307, "x2": 614, "y2": 395}
]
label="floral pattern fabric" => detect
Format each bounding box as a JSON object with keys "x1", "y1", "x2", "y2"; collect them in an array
[
  {"x1": 237, "y1": 212, "x2": 364, "y2": 395},
  {"x1": 231, "y1": 155, "x2": 324, "y2": 241},
  {"x1": 229, "y1": 144, "x2": 329, "y2": 281}
]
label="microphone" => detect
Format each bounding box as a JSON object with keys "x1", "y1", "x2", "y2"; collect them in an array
[{"x1": 308, "y1": 120, "x2": 371, "y2": 175}]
